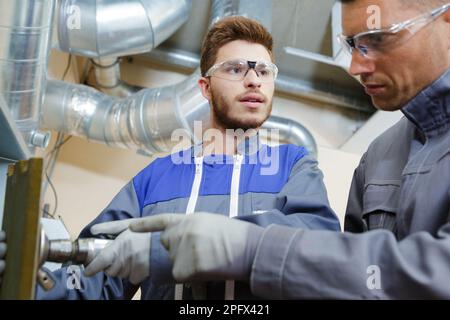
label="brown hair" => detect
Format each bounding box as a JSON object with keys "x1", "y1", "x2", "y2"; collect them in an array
[{"x1": 200, "y1": 16, "x2": 274, "y2": 76}]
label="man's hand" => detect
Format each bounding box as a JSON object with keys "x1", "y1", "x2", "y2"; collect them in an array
[
  {"x1": 84, "y1": 219, "x2": 151, "y2": 285},
  {"x1": 129, "y1": 213, "x2": 264, "y2": 283},
  {"x1": 0, "y1": 231, "x2": 6, "y2": 286}
]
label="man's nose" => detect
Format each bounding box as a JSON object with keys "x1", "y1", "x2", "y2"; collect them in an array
[
  {"x1": 243, "y1": 69, "x2": 262, "y2": 88},
  {"x1": 349, "y1": 50, "x2": 376, "y2": 76}
]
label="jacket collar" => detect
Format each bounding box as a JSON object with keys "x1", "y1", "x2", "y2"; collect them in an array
[
  {"x1": 401, "y1": 68, "x2": 450, "y2": 139},
  {"x1": 190, "y1": 131, "x2": 262, "y2": 159}
]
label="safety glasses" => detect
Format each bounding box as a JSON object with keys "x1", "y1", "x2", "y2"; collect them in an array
[
  {"x1": 204, "y1": 59, "x2": 278, "y2": 83},
  {"x1": 338, "y1": 2, "x2": 450, "y2": 59}
]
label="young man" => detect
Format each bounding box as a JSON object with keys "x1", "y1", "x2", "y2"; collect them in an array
[
  {"x1": 30, "y1": 16, "x2": 339, "y2": 300},
  {"x1": 126, "y1": 0, "x2": 450, "y2": 299}
]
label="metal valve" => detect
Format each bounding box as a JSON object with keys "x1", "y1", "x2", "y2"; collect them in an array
[{"x1": 37, "y1": 230, "x2": 113, "y2": 291}]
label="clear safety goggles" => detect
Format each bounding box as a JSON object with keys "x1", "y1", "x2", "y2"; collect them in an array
[
  {"x1": 337, "y1": 2, "x2": 450, "y2": 59},
  {"x1": 204, "y1": 59, "x2": 278, "y2": 82}
]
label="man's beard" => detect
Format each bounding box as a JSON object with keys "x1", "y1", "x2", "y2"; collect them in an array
[{"x1": 210, "y1": 89, "x2": 272, "y2": 131}]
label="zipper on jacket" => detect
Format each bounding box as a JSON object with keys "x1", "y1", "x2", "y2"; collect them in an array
[
  {"x1": 225, "y1": 154, "x2": 244, "y2": 300},
  {"x1": 175, "y1": 156, "x2": 204, "y2": 300},
  {"x1": 176, "y1": 154, "x2": 244, "y2": 300}
]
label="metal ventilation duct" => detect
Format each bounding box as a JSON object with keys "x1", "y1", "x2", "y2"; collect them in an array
[
  {"x1": 0, "y1": 0, "x2": 55, "y2": 149},
  {"x1": 56, "y1": 0, "x2": 192, "y2": 58}
]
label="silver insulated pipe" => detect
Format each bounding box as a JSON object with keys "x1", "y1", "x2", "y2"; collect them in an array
[
  {"x1": 0, "y1": 0, "x2": 55, "y2": 149},
  {"x1": 56, "y1": 0, "x2": 192, "y2": 58},
  {"x1": 264, "y1": 116, "x2": 317, "y2": 158},
  {"x1": 42, "y1": 72, "x2": 209, "y2": 154},
  {"x1": 56, "y1": 0, "x2": 192, "y2": 98},
  {"x1": 90, "y1": 57, "x2": 141, "y2": 98}
]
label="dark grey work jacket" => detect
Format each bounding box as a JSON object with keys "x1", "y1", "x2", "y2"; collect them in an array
[{"x1": 250, "y1": 68, "x2": 450, "y2": 299}]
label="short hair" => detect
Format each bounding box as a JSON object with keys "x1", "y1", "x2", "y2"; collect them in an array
[{"x1": 200, "y1": 16, "x2": 274, "y2": 76}]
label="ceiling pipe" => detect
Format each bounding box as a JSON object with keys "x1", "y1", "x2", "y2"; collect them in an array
[
  {"x1": 0, "y1": 0, "x2": 55, "y2": 150},
  {"x1": 56, "y1": 0, "x2": 192, "y2": 58},
  {"x1": 263, "y1": 115, "x2": 317, "y2": 158},
  {"x1": 55, "y1": 0, "x2": 192, "y2": 98},
  {"x1": 90, "y1": 57, "x2": 142, "y2": 98}
]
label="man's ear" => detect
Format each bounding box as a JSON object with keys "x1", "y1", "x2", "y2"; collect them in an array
[{"x1": 198, "y1": 77, "x2": 212, "y2": 101}]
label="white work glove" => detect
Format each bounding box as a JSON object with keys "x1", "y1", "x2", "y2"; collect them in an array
[
  {"x1": 0, "y1": 231, "x2": 6, "y2": 285},
  {"x1": 84, "y1": 219, "x2": 151, "y2": 285},
  {"x1": 129, "y1": 213, "x2": 264, "y2": 283}
]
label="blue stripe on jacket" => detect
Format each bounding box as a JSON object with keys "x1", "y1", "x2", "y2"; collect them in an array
[{"x1": 133, "y1": 144, "x2": 308, "y2": 211}]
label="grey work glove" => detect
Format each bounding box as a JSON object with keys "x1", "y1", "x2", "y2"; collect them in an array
[
  {"x1": 0, "y1": 231, "x2": 5, "y2": 285},
  {"x1": 84, "y1": 219, "x2": 151, "y2": 285},
  {"x1": 129, "y1": 213, "x2": 264, "y2": 283}
]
